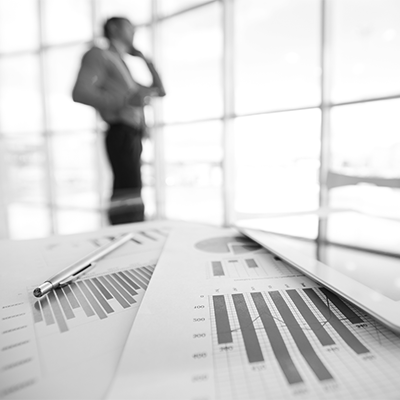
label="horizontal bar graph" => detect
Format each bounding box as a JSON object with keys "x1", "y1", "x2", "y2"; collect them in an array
[
  {"x1": 31, "y1": 265, "x2": 155, "y2": 333},
  {"x1": 211, "y1": 287, "x2": 369, "y2": 386}
]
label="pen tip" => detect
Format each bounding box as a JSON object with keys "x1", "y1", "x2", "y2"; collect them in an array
[{"x1": 33, "y1": 288, "x2": 42, "y2": 298}]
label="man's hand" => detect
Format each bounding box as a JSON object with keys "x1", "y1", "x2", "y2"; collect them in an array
[
  {"x1": 129, "y1": 46, "x2": 145, "y2": 59},
  {"x1": 127, "y1": 47, "x2": 166, "y2": 98},
  {"x1": 127, "y1": 90, "x2": 145, "y2": 107}
]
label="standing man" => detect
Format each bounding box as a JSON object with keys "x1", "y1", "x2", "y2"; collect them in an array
[{"x1": 72, "y1": 17, "x2": 165, "y2": 225}]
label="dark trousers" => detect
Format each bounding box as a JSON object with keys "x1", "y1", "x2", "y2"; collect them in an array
[{"x1": 105, "y1": 123, "x2": 145, "y2": 225}]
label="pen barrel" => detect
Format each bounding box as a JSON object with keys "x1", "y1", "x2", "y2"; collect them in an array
[
  {"x1": 47, "y1": 232, "x2": 134, "y2": 285},
  {"x1": 33, "y1": 232, "x2": 133, "y2": 298},
  {"x1": 33, "y1": 281, "x2": 53, "y2": 297}
]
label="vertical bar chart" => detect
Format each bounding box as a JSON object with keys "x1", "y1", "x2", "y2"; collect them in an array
[
  {"x1": 251, "y1": 292, "x2": 303, "y2": 385},
  {"x1": 211, "y1": 262, "x2": 225, "y2": 277},
  {"x1": 318, "y1": 287, "x2": 364, "y2": 324},
  {"x1": 209, "y1": 254, "x2": 301, "y2": 279},
  {"x1": 268, "y1": 291, "x2": 334, "y2": 381},
  {"x1": 232, "y1": 294, "x2": 264, "y2": 363},
  {"x1": 211, "y1": 287, "x2": 369, "y2": 388},
  {"x1": 286, "y1": 289, "x2": 335, "y2": 346},
  {"x1": 212, "y1": 295, "x2": 232, "y2": 344},
  {"x1": 31, "y1": 265, "x2": 155, "y2": 334},
  {"x1": 245, "y1": 259, "x2": 258, "y2": 268},
  {"x1": 303, "y1": 288, "x2": 369, "y2": 354}
]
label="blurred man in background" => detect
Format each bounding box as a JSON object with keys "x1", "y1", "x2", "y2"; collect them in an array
[{"x1": 72, "y1": 17, "x2": 165, "y2": 225}]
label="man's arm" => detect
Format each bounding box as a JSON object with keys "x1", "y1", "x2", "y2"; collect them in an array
[
  {"x1": 72, "y1": 48, "x2": 127, "y2": 111},
  {"x1": 145, "y1": 59, "x2": 166, "y2": 97},
  {"x1": 129, "y1": 47, "x2": 166, "y2": 97}
]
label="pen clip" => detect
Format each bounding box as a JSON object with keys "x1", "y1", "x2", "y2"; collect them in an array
[{"x1": 59, "y1": 262, "x2": 97, "y2": 286}]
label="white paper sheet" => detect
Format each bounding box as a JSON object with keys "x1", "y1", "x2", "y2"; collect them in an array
[
  {"x1": 0, "y1": 220, "x2": 192, "y2": 399},
  {"x1": 107, "y1": 226, "x2": 400, "y2": 400}
]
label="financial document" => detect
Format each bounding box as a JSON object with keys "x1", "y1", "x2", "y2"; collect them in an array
[
  {"x1": 0, "y1": 220, "x2": 187, "y2": 399},
  {"x1": 107, "y1": 226, "x2": 400, "y2": 400}
]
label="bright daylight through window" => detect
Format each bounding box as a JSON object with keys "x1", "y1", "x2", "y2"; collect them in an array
[{"x1": 0, "y1": 0, "x2": 398, "y2": 256}]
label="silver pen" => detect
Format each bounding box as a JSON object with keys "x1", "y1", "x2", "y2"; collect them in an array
[{"x1": 33, "y1": 232, "x2": 134, "y2": 298}]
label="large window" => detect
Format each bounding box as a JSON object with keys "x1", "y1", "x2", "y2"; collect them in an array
[
  {"x1": 159, "y1": 2, "x2": 223, "y2": 123},
  {"x1": 233, "y1": 110, "x2": 321, "y2": 215},
  {"x1": 0, "y1": 0, "x2": 153, "y2": 239},
  {"x1": 0, "y1": 0, "x2": 399, "y2": 256},
  {"x1": 234, "y1": 0, "x2": 321, "y2": 114}
]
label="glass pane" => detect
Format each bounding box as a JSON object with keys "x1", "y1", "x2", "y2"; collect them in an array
[
  {"x1": 158, "y1": 0, "x2": 209, "y2": 17},
  {"x1": 327, "y1": 211, "x2": 400, "y2": 255},
  {"x1": 142, "y1": 186, "x2": 156, "y2": 218},
  {"x1": 235, "y1": 0, "x2": 321, "y2": 115},
  {"x1": 0, "y1": 55, "x2": 43, "y2": 133},
  {"x1": 123, "y1": 27, "x2": 154, "y2": 86},
  {"x1": 141, "y1": 163, "x2": 154, "y2": 188},
  {"x1": 4, "y1": 134, "x2": 48, "y2": 203},
  {"x1": 97, "y1": 0, "x2": 152, "y2": 27},
  {"x1": 329, "y1": 186, "x2": 400, "y2": 220},
  {"x1": 166, "y1": 185, "x2": 223, "y2": 225},
  {"x1": 330, "y1": 100, "x2": 400, "y2": 177},
  {"x1": 133, "y1": 26, "x2": 152, "y2": 56},
  {"x1": 164, "y1": 121, "x2": 223, "y2": 224},
  {"x1": 8, "y1": 204, "x2": 51, "y2": 240},
  {"x1": 42, "y1": 0, "x2": 92, "y2": 45},
  {"x1": 164, "y1": 122, "x2": 222, "y2": 164},
  {"x1": 141, "y1": 137, "x2": 156, "y2": 218},
  {"x1": 328, "y1": 100, "x2": 400, "y2": 252},
  {"x1": 141, "y1": 136, "x2": 154, "y2": 164},
  {"x1": 331, "y1": 0, "x2": 400, "y2": 103},
  {"x1": 236, "y1": 214, "x2": 319, "y2": 240},
  {"x1": 160, "y1": 2, "x2": 223, "y2": 123},
  {"x1": 51, "y1": 132, "x2": 100, "y2": 208},
  {"x1": 234, "y1": 109, "x2": 321, "y2": 215},
  {"x1": 56, "y1": 209, "x2": 102, "y2": 235},
  {"x1": 0, "y1": 0, "x2": 39, "y2": 52},
  {"x1": 45, "y1": 45, "x2": 96, "y2": 131}
]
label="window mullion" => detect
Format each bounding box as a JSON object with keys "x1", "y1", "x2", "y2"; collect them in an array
[
  {"x1": 318, "y1": 0, "x2": 332, "y2": 243},
  {"x1": 38, "y1": 0, "x2": 57, "y2": 235},
  {"x1": 222, "y1": 0, "x2": 235, "y2": 226}
]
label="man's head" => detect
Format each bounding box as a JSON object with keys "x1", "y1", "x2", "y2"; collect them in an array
[{"x1": 103, "y1": 17, "x2": 135, "y2": 47}]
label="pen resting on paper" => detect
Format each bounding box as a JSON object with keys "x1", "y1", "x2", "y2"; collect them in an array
[
  {"x1": 32, "y1": 232, "x2": 134, "y2": 298},
  {"x1": 33, "y1": 263, "x2": 95, "y2": 297}
]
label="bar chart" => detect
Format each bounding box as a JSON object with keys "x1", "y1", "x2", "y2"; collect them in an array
[
  {"x1": 210, "y1": 288, "x2": 400, "y2": 398},
  {"x1": 209, "y1": 253, "x2": 302, "y2": 279},
  {"x1": 41, "y1": 228, "x2": 168, "y2": 270},
  {"x1": 1, "y1": 263, "x2": 158, "y2": 398},
  {"x1": 103, "y1": 227, "x2": 400, "y2": 400},
  {"x1": 86, "y1": 230, "x2": 166, "y2": 249},
  {"x1": 0, "y1": 220, "x2": 189, "y2": 399},
  {"x1": 30, "y1": 265, "x2": 155, "y2": 334},
  {"x1": 195, "y1": 236, "x2": 261, "y2": 254}
]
